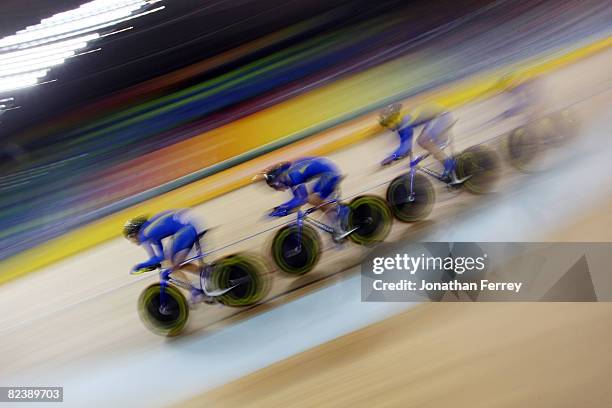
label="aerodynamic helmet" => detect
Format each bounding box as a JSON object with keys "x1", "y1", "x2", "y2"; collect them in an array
[
  {"x1": 378, "y1": 103, "x2": 402, "y2": 128},
  {"x1": 123, "y1": 215, "x2": 148, "y2": 241},
  {"x1": 256, "y1": 161, "x2": 291, "y2": 189}
]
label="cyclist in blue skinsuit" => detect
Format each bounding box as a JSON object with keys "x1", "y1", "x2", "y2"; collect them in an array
[
  {"x1": 379, "y1": 102, "x2": 460, "y2": 183},
  {"x1": 123, "y1": 209, "x2": 208, "y2": 303},
  {"x1": 496, "y1": 72, "x2": 544, "y2": 122},
  {"x1": 254, "y1": 157, "x2": 351, "y2": 242}
]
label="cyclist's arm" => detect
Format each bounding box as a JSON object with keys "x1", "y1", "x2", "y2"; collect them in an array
[
  {"x1": 391, "y1": 124, "x2": 415, "y2": 158},
  {"x1": 133, "y1": 241, "x2": 164, "y2": 271},
  {"x1": 278, "y1": 184, "x2": 309, "y2": 211}
]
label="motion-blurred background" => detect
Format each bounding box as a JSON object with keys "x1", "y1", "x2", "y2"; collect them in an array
[
  {"x1": 3, "y1": 0, "x2": 609, "y2": 261},
  {"x1": 1, "y1": 0, "x2": 611, "y2": 407}
]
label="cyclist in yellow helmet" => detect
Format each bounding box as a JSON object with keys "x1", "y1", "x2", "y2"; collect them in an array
[{"x1": 379, "y1": 102, "x2": 458, "y2": 182}]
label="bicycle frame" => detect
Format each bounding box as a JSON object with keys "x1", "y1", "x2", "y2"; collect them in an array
[
  {"x1": 299, "y1": 199, "x2": 339, "y2": 234},
  {"x1": 288, "y1": 198, "x2": 342, "y2": 254},
  {"x1": 157, "y1": 234, "x2": 236, "y2": 307}
]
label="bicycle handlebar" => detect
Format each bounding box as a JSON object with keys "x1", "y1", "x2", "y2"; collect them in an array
[{"x1": 130, "y1": 264, "x2": 161, "y2": 275}]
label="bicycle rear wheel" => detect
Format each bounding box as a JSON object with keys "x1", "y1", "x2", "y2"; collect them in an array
[
  {"x1": 347, "y1": 195, "x2": 392, "y2": 245},
  {"x1": 210, "y1": 254, "x2": 270, "y2": 307},
  {"x1": 456, "y1": 145, "x2": 501, "y2": 194}
]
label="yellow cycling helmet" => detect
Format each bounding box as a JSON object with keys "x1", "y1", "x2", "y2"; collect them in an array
[
  {"x1": 378, "y1": 103, "x2": 402, "y2": 129},
  {"x1": 123, "y1": 215, "x2": 149, "y2": 241}
]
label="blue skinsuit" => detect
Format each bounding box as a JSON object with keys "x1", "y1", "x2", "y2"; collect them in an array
[
  {"x1": 384, "y1": 104, "x2": 455, "y2": 175},
  {"x1": 390, "y1": 118, "x2": 417, "y2": 159},
  {"x1": 387, "y1": 104, "x2": 448, "y2": 161},
  {"x1": 503, "y1": 80, "x2": 540, "y2": 120},
  {"x1": 276, "y1": 157, "x2": 342, "y2": 212},
  {"x1": 133, "y1": 210, "x2": 199, "y2": 271}
]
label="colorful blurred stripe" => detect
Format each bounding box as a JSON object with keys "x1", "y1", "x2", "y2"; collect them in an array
[
  {"x1": 0, "y1": 0, "x2": 610, "y2": 280},
  {"x1": 0, "y1": 34, "x2": 610, "y2": 284}
]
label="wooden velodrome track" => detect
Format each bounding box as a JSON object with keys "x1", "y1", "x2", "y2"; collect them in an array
[
  {"x1": 1, "y1": 49, "x2": 611, "y2": 407},
  {"x1": 179, "y1": 195, "x2": 612, "y2": 408},
  {"x1": 178, "y1": 52, "x2": 612, "y2": 406}
]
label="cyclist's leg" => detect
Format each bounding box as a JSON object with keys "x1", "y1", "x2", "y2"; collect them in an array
[
  {"x1": 417, "y1": 112, "x2": 453, "y2": 160},
  {"x1": 168, "y1": 225, "x2": 208, "y2": 302},
  {"x1": 417, "y1": 112, "x2": 456, "y2": 176},
  {"x1": 418, "y1": 138, "x2": 447, "y2": 162},
  {"x1": 168, "y1": 225, "x2": 198, "y2": 273},
  {"x1": 311, "y1": 174, "x2": 348, "y2": 233}
]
